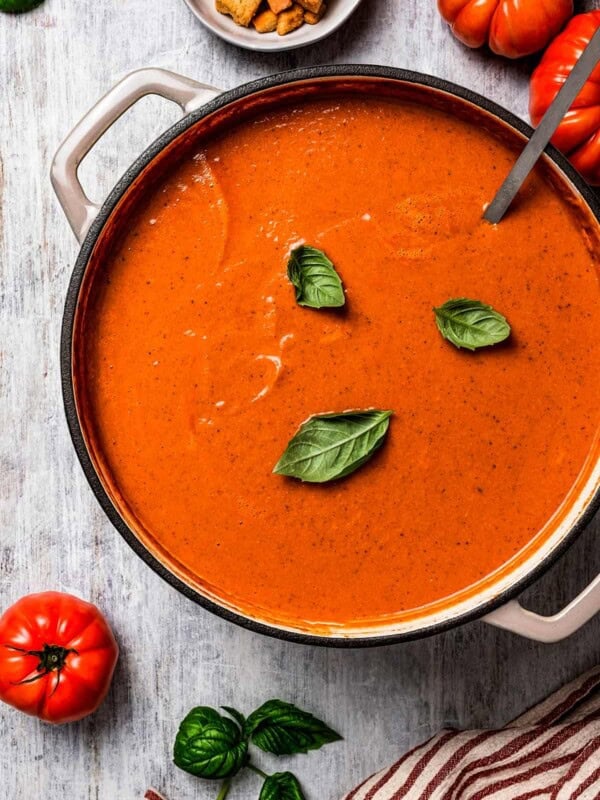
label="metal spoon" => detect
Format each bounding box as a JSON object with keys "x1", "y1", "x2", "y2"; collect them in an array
[{"x1": 484, "y1": 25, "x2": 600, "y2": 225}]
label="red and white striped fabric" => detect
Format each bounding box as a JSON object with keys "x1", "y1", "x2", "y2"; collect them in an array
[{"x1": 342, "y1": 666, "x2": 600, "y2": 800}]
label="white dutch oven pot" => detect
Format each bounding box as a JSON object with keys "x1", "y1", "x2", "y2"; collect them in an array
[{"x1": 52, "y1": 67, "x2": 600, "y2": 646}]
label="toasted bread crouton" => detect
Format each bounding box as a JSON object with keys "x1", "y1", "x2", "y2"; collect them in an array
[
  {"x1": 215, "y1": 0, "x2": 262, "y2": 26},
  {"x1": 277, "y1": 3, "x2": 304, "y2": 34},
  {"x1": 253, "y1": 7, "x2": 278, "y2": 31},
  {"x1": 267, "y1": 0, "x2": 292, "y2": 13},
  {"x1": 304, "y1": 2, "x2": 325, "y2": 23},
  {"x1": 296, "y1": 0, "x2": 322, "y2": 13}
]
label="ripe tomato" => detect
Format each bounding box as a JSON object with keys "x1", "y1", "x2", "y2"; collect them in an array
[
  {"x1": 530, "y1": 11, "x2": 600, "y2": 185},
  {"x1": 0, "y1": 592, "x2": 119, "y2": 724},
  {"x1": 437, "y1": 0, "x2": 573, "y2": 59}
]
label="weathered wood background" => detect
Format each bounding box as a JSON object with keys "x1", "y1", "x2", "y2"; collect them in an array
[{"x1": 1, "y1": 1, "x2": 599, "y2": 798}]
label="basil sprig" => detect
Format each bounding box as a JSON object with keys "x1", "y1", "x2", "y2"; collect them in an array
[
  {"x1": 433, "y1": 298, "x2": 511, "y2": 351},
  {"x1": 245, "y1": 700, "x2": 342, "y2": 755},
  {"x1": 274, "y1": 410, "x2": 393, "y2": 483},
  {"x1": 0, "y1": 0, "x2": 44, "y2": 12},
  {"x1": 222, "y1": 706, "x2": 247, "y2": 730},
  {"x1": 259, "y1": 772, "x2": 305, "y2": 800},
  {"x1": 173, "y1": 707, "x2": 248, "y2": 779},
  {"x1": 287, "y1": 245, "x2": 345, "y2": 309},
  {"x1": 174, "y1": 700, "x2": 341, "y2": 800}
]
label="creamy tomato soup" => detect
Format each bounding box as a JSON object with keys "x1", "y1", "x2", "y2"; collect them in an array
[{"x1": 77, "y1": 94, "x2": 600, "y2": 630}]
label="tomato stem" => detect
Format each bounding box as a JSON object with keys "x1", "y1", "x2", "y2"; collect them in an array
[{"x1": 5, "y1": 643, "x2": 78, "y2": 694}]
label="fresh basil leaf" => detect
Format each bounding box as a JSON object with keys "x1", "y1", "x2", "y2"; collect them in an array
[
  {"x1": 287, "y1": 245, "x2": 345, "y2": 309},
  {"x1": 433, "y1": 298, "x2": 510, "y2": 351},
  {"x1": 0, "y1": 0, "x2": 45, "y2": 12},
  {"x1": 245, "y1": 700, "x2": 342, "y2": 755},
  {"x1": 173, "y1": 707, "x2": 248, "y2": 779},
  {"x1": 273, "y1": 410, "x2": 392, "y2": 483},
  {"x1": 259, "y1": 772, "x2": 306, "y2": 800},
  {"x1": 221, "y1": 706, "x2": 246, "y2": 730}
]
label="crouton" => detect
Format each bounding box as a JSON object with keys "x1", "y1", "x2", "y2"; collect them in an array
[
  {"x1": 267, "y1": 0, "x2": 292, "y2": 13},
  {"x1": 304, "y1": 2, "x2": 325, "y2": 23},
  {"x1": 277, "y1": 3, "x2": 304, "y2": 34},
  {"x1": 253, "y1": 7, "x2": 278, "y2": 32},
  {"x1": 296, "y1": 0, "x2": 322, "y2": 14},
  {"x1": 215, "y1": 0, "x2": 262, "y2": 27}
]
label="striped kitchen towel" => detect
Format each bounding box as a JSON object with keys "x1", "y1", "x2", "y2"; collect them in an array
[{"x1": 343, "y1": 665, "x2": 600, "y2": 800}]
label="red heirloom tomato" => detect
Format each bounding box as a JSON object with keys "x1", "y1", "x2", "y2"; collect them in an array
[
  {"x1": 530, "y1": 11, "x2": 600, "y2": 185},
  {"x1": 438, "y1": 0, "x2": 573, "y2": 58},
  {"x1": 0, "y1": 592, "x2": 118, "y2": 723}
]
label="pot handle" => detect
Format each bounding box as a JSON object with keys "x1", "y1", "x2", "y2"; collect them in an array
[
  {"x1": 51, "y1": 68, "x2": 222, "y2": 243},
  {"x1": 483, "y1": 572, "x2": 600, "y2": 642}
]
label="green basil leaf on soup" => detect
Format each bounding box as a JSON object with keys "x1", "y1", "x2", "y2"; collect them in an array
[
  {"x1": 245, "y1": 700, "x2": 342, "y2": 756},
  {"x1": 433, "y1": 298, "x2": 511, "y2": 351},
  {"x1": 273, "y1": 411, "x2": 393, "y2": 484},
  {"x1": 287, "y1": 245, "x2": 345, "y2": 309},
  {"x1": 259, "y1": 772, "x2": 306, "y2": 800},
  {"x1": 173, "y1": 707, "x2": 248, "y2": 779}
]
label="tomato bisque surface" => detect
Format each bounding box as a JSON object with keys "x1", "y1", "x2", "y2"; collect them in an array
[{"x1": 78, "y1": 93, "x2": 600, "y2": 630}]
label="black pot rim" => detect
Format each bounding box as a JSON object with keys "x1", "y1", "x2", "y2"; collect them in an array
[{"x1": 60, "y1": 64, "x2": 600, "y2": 648}]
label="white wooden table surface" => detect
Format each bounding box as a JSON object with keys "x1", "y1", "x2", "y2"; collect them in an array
[{"x1": 1, "y1": 2, "x2": 599, "y2": 798}]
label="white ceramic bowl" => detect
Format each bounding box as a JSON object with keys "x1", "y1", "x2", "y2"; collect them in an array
[{"x1": 182, "y1": 0, "x2": 363, "y2": 52}]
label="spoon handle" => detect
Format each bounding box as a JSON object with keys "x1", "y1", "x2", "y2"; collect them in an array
[{"x1": 484, "y1": 25, "x2": 600, "y2": 225}]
